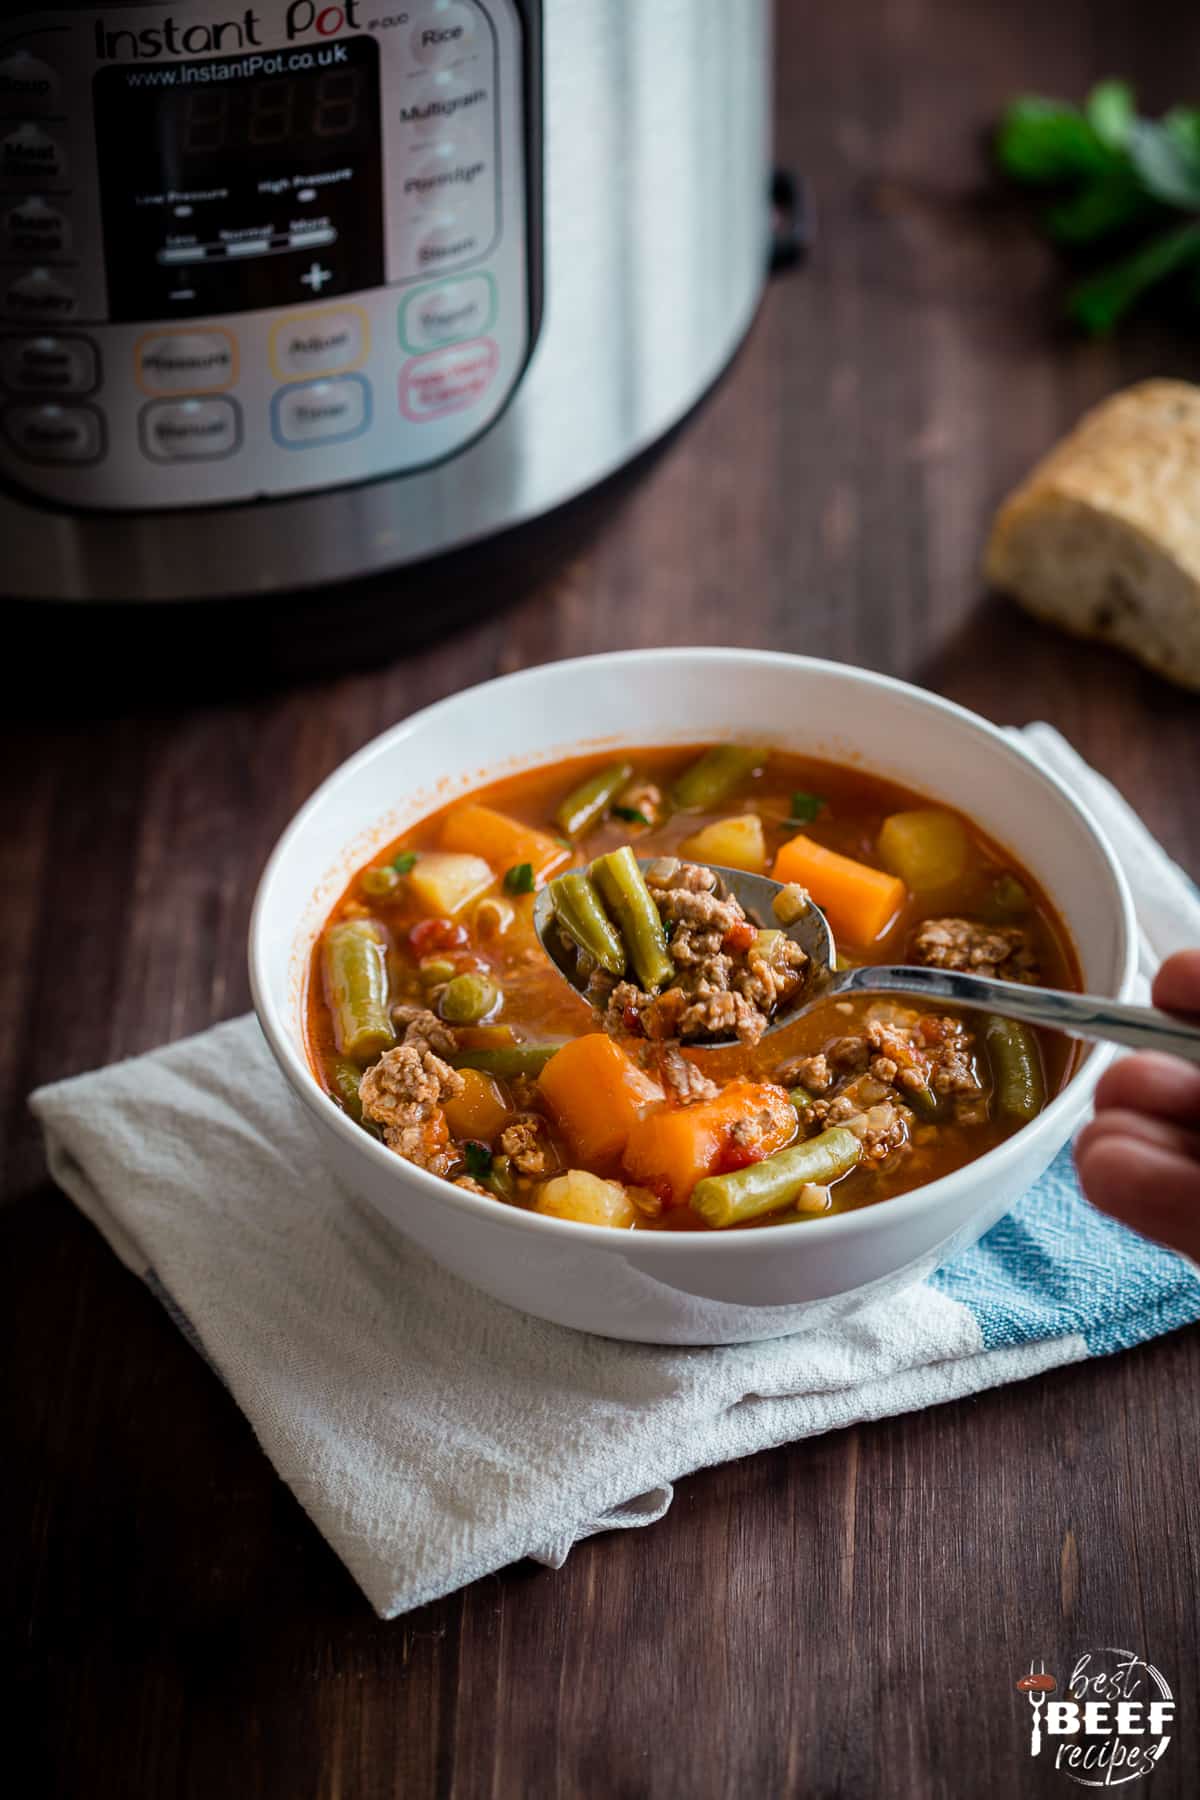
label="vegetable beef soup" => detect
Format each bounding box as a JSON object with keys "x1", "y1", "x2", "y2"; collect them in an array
[{"x1": 306, "y1": 746, "x2": 1080, "y2": 1231}]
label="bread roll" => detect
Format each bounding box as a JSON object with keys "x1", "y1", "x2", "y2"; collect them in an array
[{"x1": 985, "y1": 380, "x2": 1200, "y2": 691}]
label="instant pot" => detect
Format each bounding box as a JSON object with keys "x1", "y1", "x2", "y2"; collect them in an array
[{"x1": 0, "y1": 0, "x2": 773, "y2": 600}]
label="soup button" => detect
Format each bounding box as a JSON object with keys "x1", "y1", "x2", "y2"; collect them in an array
[{"x1": 271, "y1": 374, "x2": 370, "y2": 447}]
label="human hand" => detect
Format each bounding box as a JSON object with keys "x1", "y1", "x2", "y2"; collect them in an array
[{"x1": 1074, "y1": 951, "x2": 1200, "y2": 1261}]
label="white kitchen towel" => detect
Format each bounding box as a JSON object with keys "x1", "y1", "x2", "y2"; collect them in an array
[{"x1": 29, "y1": 726, "x2": 1200, "y2": 1620}]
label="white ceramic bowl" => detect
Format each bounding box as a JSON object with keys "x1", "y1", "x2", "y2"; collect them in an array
[{"x1": 250, "y1": 649, "x2": 1137, "y2": 1345}]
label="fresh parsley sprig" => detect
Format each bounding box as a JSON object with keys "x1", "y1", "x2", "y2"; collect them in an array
[{"x1": 997, "y1": 81, "x2": 1200, "y2": 334}]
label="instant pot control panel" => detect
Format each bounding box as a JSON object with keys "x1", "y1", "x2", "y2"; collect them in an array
[{"x1": 0, "y1": 1, "x2": 538, "y2": 510}]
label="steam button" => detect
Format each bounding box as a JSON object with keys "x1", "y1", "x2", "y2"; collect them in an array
[
  {"x1": 0, "y1": 52, "x2": 61, "y2": 117},
  {"x1": 1, "y1": 123, "x2": 66, "y2": 183},
  {"x1": 3, "y1": 400, "x2": 103, "y2": 464},
  {"x1": 410, "y1": 4, "x2": 479, "y2": 66}
]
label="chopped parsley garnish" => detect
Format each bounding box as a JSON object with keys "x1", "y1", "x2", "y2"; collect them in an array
[
  {"x1": 463, "y1": 1141, "x2": 493, "y2": 1179},
  {"x1": 788, "y1": 792, "x2": 825, "y2": 824},
  {"x1": 611, "y1": 805, "x2": 650, "y2": 825},
  {"x1": 391, "y1": 851, "x2": 418, "y2": 875},
  {"x1": 503, "y1": 862, "x2": 535, "y2": 894}
]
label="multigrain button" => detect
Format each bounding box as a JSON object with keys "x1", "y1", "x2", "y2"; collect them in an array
[
  {"x1": 398, "y1": 69, "x2": 490, "y2": 134},
  {"x1": 4, "y1": 401, "x2": 103, "y2": 463},
  {"x1": 139, "y1": 396, "x2": 242, "y2": 462},
  {"x1": 0, "y1": 52, "x2": 61, "y2": 116},
  {"x1": 400, "y1": 273, "x2": 495, "y2": 351},
  {"x1": 4, "y1": 266, "x2": 75, "y2": 318},
  {"x1": 269, "y1": 306, "x2": 367, "y2": 380},
  {"x1": 410, "y1": 3, "x2": 479, "y2": 66},
  {"x1": 1, "y1": 123, "x2": 65, "y2": 183},
  {"x1": 137, "y1": 329, "x2": 237, "y2": 394},
  {"x1": 5, "y1": 196, "x2": 71, "y2": 256},
  {"x1": 1, "y1": 334, "x2": 98, "y2": 395},
  {"x1": 271, "y1": 375, "x2": 370, "y2": 447}
]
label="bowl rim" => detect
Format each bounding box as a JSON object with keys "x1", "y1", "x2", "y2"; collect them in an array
[{"x1": 249, "y1": 646, "x2": 1139, "y2": 1256}]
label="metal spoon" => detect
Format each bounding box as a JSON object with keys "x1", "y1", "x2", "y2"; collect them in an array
[{"x1": 534, "y1": 861, "x2": 1200, "y2": 1062}]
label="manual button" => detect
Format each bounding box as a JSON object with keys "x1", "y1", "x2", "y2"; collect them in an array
[
  {"x1": 4, "y1": 401, "x2": 103, "y2": 464},
  {"x1": 1, "y1": 333, "x2": 98, "y2": 395},
  {"x1": 140, "y1": 396, "x2": 242, "y2": 462},
  {"x1": 271, "y1": 375, "x2": 371, "y2": 447},
  {"x1": 269, "y1": 306, "x2": 367, "y2": 380},
  {"x1": 138, "y1": 329, "x2": 237, "y2": 394}
]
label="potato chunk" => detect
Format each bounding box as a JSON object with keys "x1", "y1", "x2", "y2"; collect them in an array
[
  {"x1": 678, "y1": 813, "x2": 767, "y2": 874},
  {"x1": 407, "y1": 851, "x2": 494, "y2": 917},
  {"x1": 535, "y1": 1170, "x2": 637, "y2": 1229}
]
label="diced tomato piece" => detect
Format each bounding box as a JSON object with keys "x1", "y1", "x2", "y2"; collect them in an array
[
  {"x1": 622, "y1": 1004, "x2": 645, "y2": 1035},
  {"x1": 722, "y1": 920, "x2": 757, "y2": 955},
  {"x1": 409, "y1": 917, "x2": 469, "y2": 956},
  {"x1": 715, "y1": 1137, "x2": 760, "y2": 1174}
]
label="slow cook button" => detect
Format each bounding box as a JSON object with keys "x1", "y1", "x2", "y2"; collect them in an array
[
  {"x1": 4, "y1": 266, "x2": 75, "y2": 318},
  {"x1": 5, "y1": 196, "x2": 71, "y2": 256},
  {"x1": 3, "y1": 400, "x2": 103, "y2": 464},
  {"x1": 0, "y1": 52, "x2": 62, "y2": 116},
  {"x1": 400, "y1": 273, "x2": 495, "y2": 351},
  {"x1": 138, "y1": 328, "x2": 237, "y2": 394},
  {"x1": 271, "y1": 374, "x2": 370, "y2": 447},
  {"x1": 1, "y1": 123, "x2": 65, "y2": 183},
  {"x1": 140, "y1": 396, "x2": 242, "y2": 462},
  {"x1": 399, "y1": 338, "x2": 499, "y2": 421},
  {"x1": 410, "y1": 3, "x2": 479, "y2": 66},
  {"x1": 1, "y1": 333, "x2": 98, "y2": 395},
  {"x1": 269, "y1": 306, "x2": 367, "y2": 380}
]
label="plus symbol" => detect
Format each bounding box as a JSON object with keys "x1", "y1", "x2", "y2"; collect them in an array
[{"x1": 300, "y1": 262, "x2": 332, "y2": 292}]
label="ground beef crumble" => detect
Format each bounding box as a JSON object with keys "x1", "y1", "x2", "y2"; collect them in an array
[
  {"x1": 499, "y1": 1115, "x2": 557, "y2": 1177},
  {"x1": 911, "y1": 917, "x2": 1039, "y2": 984},
  {"x1": 359, "y1": 1006, "x2": 464, "y2": 1172},
  {"x1": 658, "y1": 1045, "x2": 721, "y2": 1105}
]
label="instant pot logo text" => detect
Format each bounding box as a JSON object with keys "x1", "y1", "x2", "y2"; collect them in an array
[
  {"x1": 94, "y1": 3, "x2": 362, "y2": 60},
  {"x1": 1016, "y1": 1651, "x2": 1175, "y2": 1785}
]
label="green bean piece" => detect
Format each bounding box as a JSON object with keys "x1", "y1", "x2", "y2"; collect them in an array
[
  {"x1": 981, "y1": 873, "x2": 1032, "y2": 922},
  {"x1": 360, "y1": 865, "x2": 401, "y2": 899},
  {"x1": 439, "y1": 972, "x2": 500, "y2": 1024},
  {"x1": 327, "y1": 1055, "x2": 365, "y2": 1122},
  {"x1": 590, "y1": 846, "x2": 675, "y2": 992},
  {"x1": 453, "y1": 1044, "x2": 560, "y2": 1078},
  {"x1": 691, "y1": 1127, "x2": 862, "y2": 1229},
  {"x1": 788, "y1": 1086, "x2": 816, "y2": 1117},
  {"x1": 907, "y1": 1083, "x2": 944, "y2": 1122},
  {"x1": 985, "y1": 1015, "x2": 1046, "y2": 1121},
  {"x1": 549, "y1": 871, "x2": 627, "y2": 977},
  {"x1": 486, "y1": 1153, "x2": 516, "y2": 1201},
  {"x1": 554, "y1": 761, "x2": 635, "y2": 839},
  {"x1": 671, "y1": 744, "x2": 768, "y2": 811},
  {"x1": 322, "y1": 919, "x2": 396, "y2": 1062}
]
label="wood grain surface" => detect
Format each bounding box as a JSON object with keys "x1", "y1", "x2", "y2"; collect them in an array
[{"x1": 3, "y1": 2, "x2": 1200, "y2": 1794}]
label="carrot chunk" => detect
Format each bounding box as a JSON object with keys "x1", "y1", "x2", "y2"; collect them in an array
[
  {"x1": 538, "y1": 1034, "x2": 665, "y2": 1164},
  {"x1": 443, "y1": 1068, "x2": 511, "y2": 1144},
  {"x1": 622, "y1": 1080, "x2": 796, "y2": 1207},
  {"x1": 439, "y1": 802, "x2": 570, "y2": 884},
  {"x1": 771, "y1": 834, "x2": 906, "y2": 945}
]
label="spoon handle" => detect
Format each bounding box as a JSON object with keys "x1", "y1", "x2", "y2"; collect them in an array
[{"x1": 836, "y1": 965, "x2": 1200, "y2": 1066}]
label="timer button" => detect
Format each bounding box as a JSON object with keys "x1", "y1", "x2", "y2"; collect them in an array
[
  {"x1": 4, "y1": 266, "x2": 75, "y2": 319},
  {"x1": 3, "y1": 400, "x2": 104, "y2": 464},
  {"x1": 139, "y1": 396, "x2": 242, "y2": 462},
  {"x1": 269, "y1": 306, "x2": 368, "y2": 381},
  {"x1": 271, "y1": 375, "x2": 371, "y2": 447},
  {"x1": 410, "y1": 4, "x2": 479, "y2": 66},
  {"x1": 137, "y1": 329, "x2": 237, "y2": 395},
  {"x1": 0, "y1": 52, "x2": 61, "y2": 117},
  {"x1": 1, "y1": 123, "x2": 66, "y2": 184},
  {"x1": 1, "y1": 333, "x2": 98, "y2": 396},
  {"x1": 5, "y1": 196, "x2": 71, "y2": 257},
  {"x1": 400, "y1": 274, "x2": 495, "y2": 352}
]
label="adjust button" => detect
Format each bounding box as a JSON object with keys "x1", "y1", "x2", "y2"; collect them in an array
[
  {"x1": 140, "y1": 396, "x2": 242, "y2": 462},
  {"x1": 3, "y1": 401, "x2": 104, "y2": 464},
  {"x1": 137, "y1": 329, "x2": 237, "y2": 394},
  {"x1": 1, "y1": 333, "x2": 98, "y2": 395},
  {"x1": 400, "y1": 273, "x2": 496, "y2": 351},
  {"x1": 4, "y1": 266, "x2": 75, "y2": 319},
  {"x1": 0, "y1": 52, "x2": 61, "y2": 116},
  {"x1": 5, "y1": 196, "x2": 71, "y2": 256},
  {"x1": 1, "y1": 123, "x2": 66, "y2": 184},
  {"x1": 271, "y1": 375, "x2": 371, "y2": 447},
  {"x1": 269, "y1": 306, "x2": 367, "y2": 381}
]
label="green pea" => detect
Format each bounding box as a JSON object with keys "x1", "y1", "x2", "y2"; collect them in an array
[
  {"x1": 419, "y1": 957, "x2": 457, "y2": 985},
  {"x1": 361, "y1": 865, "x2": 401, "y2": 898},
  {"x1": 439, "y1": 972, "x2": 500, "y2": 1024}
]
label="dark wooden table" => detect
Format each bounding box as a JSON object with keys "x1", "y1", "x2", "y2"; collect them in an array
[{"x1": 4, "y1": 2, "x2": 1200, "y2": 1793}]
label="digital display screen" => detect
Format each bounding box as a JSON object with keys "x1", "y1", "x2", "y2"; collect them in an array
[{"x1": 94, "y1": 38, "x2": 384, "y2": 323}]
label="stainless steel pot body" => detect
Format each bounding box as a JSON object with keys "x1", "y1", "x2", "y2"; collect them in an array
[{"x1": 1, "y1": 0, "x2": 772, "y2": 600}]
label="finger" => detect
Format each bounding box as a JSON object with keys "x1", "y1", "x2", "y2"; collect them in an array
[
  {"x1": 1076, "y1": 1107, "x2": 1200, "y2": 1163},
  {"x1": 1152, "y1": 949, "x2": 1200, "y2": 1014},
  {"x1": 1092, "y1": 1054, "x2": 1200, "y2": 1125},
  {"x1": 1074, "y1": 1133, "x2": 1200, "y2": 1262}
]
